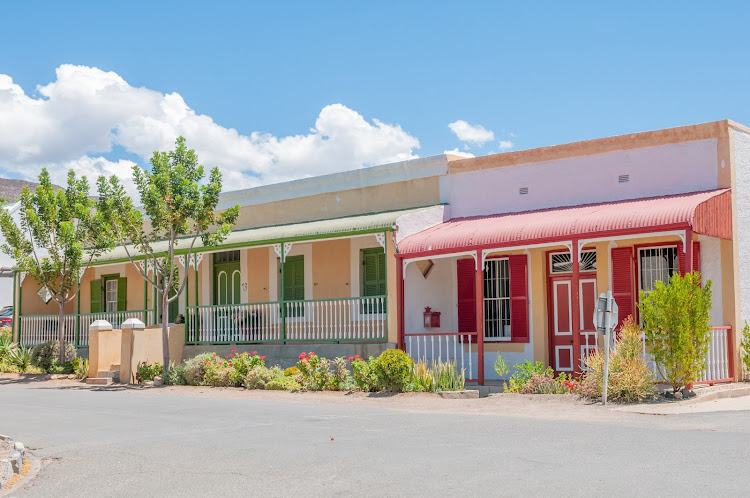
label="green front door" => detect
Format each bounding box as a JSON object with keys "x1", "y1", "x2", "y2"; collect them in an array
[{"x1": 213, "y1": 260, "x2": 242, "y2": 305}]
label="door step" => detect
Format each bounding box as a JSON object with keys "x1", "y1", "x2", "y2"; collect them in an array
[
  {"x1": 96, "y1": 370, "x2": 120, "y2": 382},
  {"x1": 85, "y1": 377, "x2": 113, "y2": 386}
]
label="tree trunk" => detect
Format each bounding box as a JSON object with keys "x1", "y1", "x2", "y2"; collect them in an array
[
  {"x1": 58, "y1": 302, "x2": 66, "y2": 366},
  {"x1": 162, "y1": 292, "x2": 170, "y2": 373}
]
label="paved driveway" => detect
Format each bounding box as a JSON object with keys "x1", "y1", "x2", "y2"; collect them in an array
[{"x1": 1, "y1": 379, "x2": 749, "y2": 497}]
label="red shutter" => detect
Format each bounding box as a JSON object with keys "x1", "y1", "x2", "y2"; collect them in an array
[
  {"x1": 509, "y1": 255, "x2": 529, "y2": 343},
  {"x1": 611, "y1": 247, "x2": 634, "y2": 328},
  {"x1": 456, "y1": 259, "x2": 476, "y2": 342},
  {"x1": 677, "y1": 241, "x2": 701, "y2": 275}
]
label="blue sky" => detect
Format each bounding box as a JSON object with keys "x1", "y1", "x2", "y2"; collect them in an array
[{"x1": 1, "y1": 1, "x2": 749, "y2": 191}]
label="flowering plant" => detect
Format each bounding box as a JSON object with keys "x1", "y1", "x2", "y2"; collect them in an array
[
  {"x1": 136, "y1": 361, "x2": 163, "y2": 382},
  {"x1": 351, "y1": 355, "x2": 377, "y2": 392}
]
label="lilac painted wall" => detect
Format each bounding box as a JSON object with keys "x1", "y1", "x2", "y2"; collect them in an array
[{"x1": 443, "y1": 139, "x2": 719, "y2": 218}]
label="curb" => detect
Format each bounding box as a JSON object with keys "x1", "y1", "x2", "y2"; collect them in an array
[{"x1": 693, "y1": 386, "x2": 750, "y2": 404}]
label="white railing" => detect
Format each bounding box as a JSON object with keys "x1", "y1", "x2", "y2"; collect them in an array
[
  {"x1": 186, "y1": 296, "x2": 387, "y2": 344},
  {"x1": 640, "y1": 326, "x2": 734, "y2": 385},
  {"x1": 19, "y1": 310, "x2": 153, "y2": 347},
  {"x1": 19, "y1": 315, "x2": 77, "y2": 346},
  {"x1": 187, "y1": 302, "x2": 283, "y2": 343},
  {"x1": 404, "y1": 332, "x2": 478, "y2": 381},
  {"x1": 284, "y1": 297, "x2": 386, "y2": 342}
]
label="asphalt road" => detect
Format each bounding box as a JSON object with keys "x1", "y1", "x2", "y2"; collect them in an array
[{"x1": 2, "y1": 382, "x2": 750, "y2": 497}]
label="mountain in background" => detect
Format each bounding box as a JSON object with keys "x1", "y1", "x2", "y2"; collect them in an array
[{"x1": 0, "y1": 178, "x2": 65, "y2": 205}]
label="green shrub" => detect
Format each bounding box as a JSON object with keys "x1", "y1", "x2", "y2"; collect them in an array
[
  {"x1": 164, "y1": 361, "x2": 187, "y2": 385},
  {"x1": 227, "y1": 350, "x2": 265, "y2": 386},
  {"x1": 579, "y1": 316, "x2": 655, "y2": 402},
  {"x1": 504, "y1": 360, "x2": 550, "y2": 393},
  {"x1": 638, "y1": 271, "x2": 712, "y2": 392},
  {"x1": 243, "y1": 365, "x2": 278, "y2": 389},
  {"x1": 266, "y1": 376, "x2": 300, "y2": 390},
  {"x1": 371, "y1": 349, "x2": 413, "y2": 391},
  {"x1": 494, "y1": 353, "x2": 509, "y2": 379},
  {"x1": 284, "y1": 366, "x2": 299, "y2": 377},
  {"x1": 30, "y1": 340, "x2": 76, "y2": 372},
  {"x1": 0, "y1": 333, "x2": 13, "y2": 361},
  {"x1": 520, "y1": 372, "x2": 570, "y2": 394},
  {"x1": 73, "y1": 358, "x2": 89, "y2": 379},
  {"x1": 182, "y1": 353, "x2": 213, "y2": 385},
  {"x1": 8, "y1": 345, "x2": 31, "y2": 370},
  {"x1": 0, "y1": 361, "x2": 19, "y2": 373},
  {"x1": 410, "y1": 360, "x2": 465, "y2": 392},
  {"x1": 136, "y1": 361, "x2": 163, "y2": 382},
  {"x1": 296, "y1": 352, "x2": 326, "y2": 390},
  {"x1": 351, "y1": 356, "x2": 377, "y2": 392},
  {"x1": 741, "y1": 321, "x2": 750, "y2": 379}
]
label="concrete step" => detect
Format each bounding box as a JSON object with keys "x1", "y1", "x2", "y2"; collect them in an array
[
  {"x1": 97, "y1": 370, "x2": 120, "y2": 382},
  {"x1": 465, "y1": 386, "x2": 491, "y2": 398},
  {"x1": 86, "y1": 377, "x2": 113, "y2": 386}
]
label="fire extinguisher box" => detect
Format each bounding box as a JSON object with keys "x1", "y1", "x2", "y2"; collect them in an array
[{"x1": 423, "y1": 307, "x2": 441, "y2": 328}]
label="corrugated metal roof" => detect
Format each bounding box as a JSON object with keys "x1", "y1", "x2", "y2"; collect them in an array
[
  {"x1": 94, "y1": 205, "x2": 439, "y2": 264},
  {"x1": 397, "y1": 190, "x2": 731, "y2": 256}
]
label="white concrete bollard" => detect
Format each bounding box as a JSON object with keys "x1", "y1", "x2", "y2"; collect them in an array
[
  {"x1": 121, "y1": 318, "x2": 146, "y2": 331},
  {"x1": 89, "y1": 319, "x2": 113, "y2": 332}
]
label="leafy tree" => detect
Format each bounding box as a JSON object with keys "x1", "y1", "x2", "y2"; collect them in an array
[
  {"x1": 97, "y1": 137, "x2": 239, "y2": 371},
  {"x1": 740, "y1": 321, "x2": 750, "y2": 378},
  {"x1": 638, "y1": 271, "x2": 712, "y2": 392},
  {"x1": 0, "y1": 170, "x2": 112, "y2": 364}
]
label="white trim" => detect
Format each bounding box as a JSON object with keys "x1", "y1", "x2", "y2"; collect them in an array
[
  {"x1": 579, "y1": 229, "x2": 686, "y2": 255},
  {"x1": 375, "y1": 232, "x2": 386, "y2": 249},
  {"x1": 403, "y1": 251, "x2": 477, "y2": 277},
  {"x1": 637, "y1": 243, "x2": 680, "y2": 295},
  {"x1": 578, "y1": 278, "x2": 597, "y2": 332},
  {"x1": 553, "y1": 280, "x2": 572, "y2": 335},
  {"x1": 555, "y1": 345, "x2": 574, "y2": 372},
  {"x1": 240, "y1": 249, "x2": 249, "y2": 303}
]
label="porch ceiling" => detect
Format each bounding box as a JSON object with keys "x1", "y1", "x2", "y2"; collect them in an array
[
  {"x1": 93, "y1": 205, "x2": 442, "y2": 264},
  {"x1": 397, "y1": 189, "x2": 731, "y2": 256}
]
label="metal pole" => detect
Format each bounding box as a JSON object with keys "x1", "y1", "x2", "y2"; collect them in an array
[{"x1": 603, "y1": 327, "x2": 609, "y2": 405}]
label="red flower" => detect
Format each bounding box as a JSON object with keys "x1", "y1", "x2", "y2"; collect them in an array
[
  {"x1": 299, "y1": 352, "x2": 306, "y2": 360},
  {"x1": 252, "y1": 351, "x2": 258, "y2": 355},
  {"x1": 260, "y1": 356, "x2": 266, "y2": 360},
  {"x1": 224, "y1": 356, "x2": 228, "y2": 359},
  {"x1": 213, "y1": 353, "x2": 217, "y2": 357},
  {"x1": 348, "y1": 356, "x2": 354, "y2": 361},
  {"x1": 231, "y1": 349, "x2": 236, "y2": 353},
  {"x1": 354, "y1": 355, "x2": 360, "y2": 359},
  {"x1": 228, "y1": 363, "x2": 233, "y2": 367}
]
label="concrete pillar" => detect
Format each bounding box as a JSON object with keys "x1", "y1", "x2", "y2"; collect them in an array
[
  {"x1": 120, "y1": 318, "x2": 145, "y2": 384},
  {"x1": 88, "y1": 320, "x2": 113, "y2": 378}
]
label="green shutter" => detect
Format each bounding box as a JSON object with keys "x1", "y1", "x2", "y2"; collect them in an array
[
  {"x1": 362, "y1": 249, "x2": 386, "y2": 297},
  {"x1": 90, "y1": 279, "x2": 102, "y2": 313},
  {"x1": 117, "y1": 277, "x2": 127, "y2": 311},
  {"x1": 284, "y1": 256, "x2": 305, "y2": 301}
]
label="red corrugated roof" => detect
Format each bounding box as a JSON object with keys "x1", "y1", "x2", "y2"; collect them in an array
[{"x1": 398, "y1": 189, "x2": 731, "y2": 256}]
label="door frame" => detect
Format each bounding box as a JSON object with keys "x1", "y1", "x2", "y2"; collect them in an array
[{"x1": 545, "y1": 249, "x2": 597, "y2": 374}]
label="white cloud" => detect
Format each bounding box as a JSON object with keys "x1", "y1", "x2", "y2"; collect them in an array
[
  {"x1": 448, "y1": 120, "x2": 495, "y2": 146},
  {"x1": 0, "y1": 65, "x2": 421, "y2": 194},
  {"x1": 443, "y1": 148, "x2": 475, "y2": 158},
  {"x1": 498, "y1": 140, "x2": 514, "y2": 150}
]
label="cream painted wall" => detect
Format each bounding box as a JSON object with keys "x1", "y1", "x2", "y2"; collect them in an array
[
  {"x1": 733, "y1": 130, "x2": 750, "y2": 329},
  {"x1": 445, "y1": 139, "x2": 720, "y2": 219},
  {"x1": 699, "y1": 235, "x2": 724, "y2": 326},
  {"x1": 313, "y1": 238, "x2": 351, "y2": 299}
]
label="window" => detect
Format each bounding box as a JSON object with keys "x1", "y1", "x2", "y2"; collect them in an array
[
  {"x1": 362, "y1": 248, "x2": 386, "y2": 313},
  {"x1": 549, "y1": 250, "x2": 597, "y2": 274},
  {"x1": 484, "y1": 259, "x2": 511, "y2": 340},
  {"x1": 214, "y1": 250, "x2": 240, "y2": 264},
  {"x1": 639, "y1": 246, "x2": 678, "y2": 293},
  {"x1": 105, "y1": 279, "x2": 118, "y2": 312}
]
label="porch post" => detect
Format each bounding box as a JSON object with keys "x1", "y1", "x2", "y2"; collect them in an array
[
  {"x1": 280, "y1": 243, "x2": 286, "y2": 345},
  {"x1": 475, "y1": 249, "x2": 485, "y2": 385},
  {"x1": 185, "y1": 260, "x2": 189, "y2": 345},
  {"x1": 11, "y1": 271, "x2": 17, "y2": 343},
  {"x1": 571, "y1": 239, "x2": 581, "y2": 373},
  {"x1": 397, "y1": 257, "x2": 404, "y2": 350},
  {"x1": 75, "y1": 281, "x2": 81, "y2": 348}
]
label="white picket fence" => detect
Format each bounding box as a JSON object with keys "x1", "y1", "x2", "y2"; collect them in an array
[
  {"x1": 404, "y1": 332, "x2": 478, "y2": 381},
  {"x1": 19, "y1": 310, "x2": 153, "y2": 347}
]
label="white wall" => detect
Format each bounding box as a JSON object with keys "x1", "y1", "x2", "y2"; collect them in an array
[
  {"x1": 403, "y1": 257, "x2": 458, "y2": 333},
  {"x1": 444, "y1": 140, "x2": 719, "y2": 218},
  {"x1": 698, "y1": 235, "x2": 724, "y2": 326},
  {"x1": 734, "y1": 131, "x2": 750, "y2": 326}
]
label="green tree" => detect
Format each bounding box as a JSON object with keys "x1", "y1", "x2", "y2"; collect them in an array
[
  {"x1": 97, "y1": 137, "x2": 239, "y2": 371},
  {"x1": 0, "y1": 170, "x2": 112, "y2": 364},
  {"x1": 638, "y1": 271, "x2": 713, "y2": 392}
]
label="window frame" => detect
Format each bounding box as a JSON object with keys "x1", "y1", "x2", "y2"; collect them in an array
[
  {"x1": 636, "y1": 244, "x2": 679, "y2": 296},
  {"x1": 483, "y1": 257, "x2": 511, "y2": 342},
  {"x1": 101, "y1": 273, "x2": 120, "y2": 313},
  {"x1": 360, "y1": 247, "x2": 386, "y2": 315}
]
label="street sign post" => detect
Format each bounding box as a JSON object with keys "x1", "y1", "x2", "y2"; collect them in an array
[{"x1": 593, "y1": 291, "x2": 618, "y2": 405}]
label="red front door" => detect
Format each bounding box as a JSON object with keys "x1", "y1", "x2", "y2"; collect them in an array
[{"x1": 548, "y1": 275, "x2": 597, "y2": 373}]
